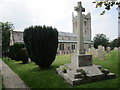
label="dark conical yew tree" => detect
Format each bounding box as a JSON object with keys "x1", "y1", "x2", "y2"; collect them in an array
[
  {"x1": 8, "y1": 43, "x2": 29, "y2": 64},
  {"x1": 23, "y1": 25, "x2": 58, "y2": 68}
]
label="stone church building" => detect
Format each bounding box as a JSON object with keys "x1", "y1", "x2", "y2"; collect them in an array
[{"x1": 10, "y1": 12, "x2": 93, "y2": 55}]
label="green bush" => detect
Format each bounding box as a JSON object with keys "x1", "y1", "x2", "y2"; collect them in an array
[
  {"x1": 23, "y1": 25, "x2": 58, "y2": 68},
  {"x1": 8, "y1": 43, "x2": 28, "y2": 64}
]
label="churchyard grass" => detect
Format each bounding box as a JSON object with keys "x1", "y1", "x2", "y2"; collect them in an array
[{"x1": 2, "y1": 50, "x2": 119, "y2": 88}]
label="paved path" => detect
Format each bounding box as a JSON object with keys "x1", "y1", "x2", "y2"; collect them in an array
[{"x1": 0, "y1": 59, "x2": 30, "y2": 89}]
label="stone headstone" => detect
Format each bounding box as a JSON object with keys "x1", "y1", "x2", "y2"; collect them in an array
[
  {"x1": 90, "y1": 47, "x2": 96, "y2": 55},
  {"x1": 118, "y1": 47, "x2": 120, "y2": 52},
  {"x1": 97, "y1": 45, "x2": 106, "y2": 60},
  {"x1": 87, "y1": 47, "x2": 95, "y2": 54},
  {"x1": 87, "y1": 47, "x2": 98, "y2": 57},
  {"x1": 94, "y1": 49, "x2": 98, "y2": 57},
  {"x1": 114, "y1": 47, "x2": 118, "y2": 51},
  {"x1": 106, "y1": 47, "x2": 111, "y2": 53}
]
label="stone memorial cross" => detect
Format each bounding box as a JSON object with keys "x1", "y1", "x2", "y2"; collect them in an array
[{"x1": 74, "y1": 2, "x2": 85, "y2": 54}]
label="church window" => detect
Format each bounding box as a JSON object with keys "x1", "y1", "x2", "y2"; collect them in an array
[
  {"x1": 84, "y1": 21, "x2": 87, "y2": 26},
  {"x1": 62, "y1": 44, "x2": 64, "y2": 50},
  {"x1": 59, "y1": 43, "x2": 64, "y2": 50},
  {"x1": 71, "y1": 44, "x2": 75, "y2": 50},
  {"x1": 69, "y1": 37, "x2": 70, "y2": 40},
  {"x1": 75, "y1": 22, "x2": 77, "y2": 27},
  {"x1": 68, "y1": 46, "x2": 70, "y2": 50},
  {"x1": 89, "y1": 45, "x2": 91, "y2": 48},
  {"x1": 85, "y1": 30, "x2": 86, "y2": 34}
]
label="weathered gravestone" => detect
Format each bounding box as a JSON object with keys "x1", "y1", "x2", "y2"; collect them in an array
[
  {"x1": 118, "y1": 47, "x2": 120, "y2": 52},
  {"x1": 87, "y1": 47, "x2": 98, "y2": 57},
  {"x1": 56, "y1": 2, "x2": 116, "y2": 86},
  {"x1": 97, "y1": 45, "x2": 106, "y2": 60},
  {"x1": 106, "y1": 47, "x2": 111, "y2": 53},
  {"x1": 114, "y1": 47, "x2": 118, "y2": 51}
]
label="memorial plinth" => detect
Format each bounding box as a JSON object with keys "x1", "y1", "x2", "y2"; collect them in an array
[
  {"x1": 71, "y1": 54, "x2": 92, "y2": 67},
  {"x1": 56, "y1": 2, "x2": 116, "y2": 86}
]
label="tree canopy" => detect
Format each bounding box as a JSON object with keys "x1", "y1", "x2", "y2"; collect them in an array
[
  {"x1": 93, "y1": 33, "x2": 110, "y2": 49},
  {"x1": 109, "y1": 37, "x2": 120, "y2": 49},
  {"x1": 1, "y1": 22, "x2": 14, "y2": 57},
  {"x1": 93, "y1": 0, "x2": 120, "y2": 15}
]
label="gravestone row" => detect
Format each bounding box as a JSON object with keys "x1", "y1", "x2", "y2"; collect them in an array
[{"x1": 87, "y1": 45, "x2": 119, "y2": 60}]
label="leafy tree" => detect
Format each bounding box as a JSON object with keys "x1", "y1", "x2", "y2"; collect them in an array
[
  {"x1": 93, "y1": 0, "x2": 120, "y2": 15},
  {"x1": 110, "y1": 37, "x2": 120, "y2": 49},
  {"x1": 93, "y1": 34, "x2": 110, "y2": 49},
  {"x1": 24, "y1": 25, "x2": 58, "y2": 69},
  {"x1": 1, "y1": 22, "x2": 14, "y2": 57}
]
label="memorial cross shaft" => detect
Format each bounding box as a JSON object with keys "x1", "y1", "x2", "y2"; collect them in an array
[{"x1": 75, "y1": 2, "x2": 85, "y2": 54}]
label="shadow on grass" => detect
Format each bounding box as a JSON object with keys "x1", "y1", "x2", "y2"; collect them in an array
[{"x1": 28, "y1": 65, "x2": 57, "y2": 73}]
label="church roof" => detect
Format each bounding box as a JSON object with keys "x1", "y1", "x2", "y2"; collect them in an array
[
  {"x1": 59, "y1": 40, "x2": 93, "y2": 44},
  {"x1": 11, "y1": 30, "x2": 93, "y2": 44},
  {"x1": 59, "y1": 31, "x2": 77, "y2": 37},
  {"x1": 59, "y1": 40, "x2": 77, "y2": 43}
]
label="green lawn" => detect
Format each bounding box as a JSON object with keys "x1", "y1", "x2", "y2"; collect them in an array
[{"x1": 2, "y1": 50, "x2": 119, "y2": 88}]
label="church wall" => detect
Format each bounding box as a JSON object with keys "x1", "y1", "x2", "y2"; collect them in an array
[
  {"x1": 72, "y1": 12, "x2": 93, "y2": 53},
  {"x1": 10, "y1": 30, "x2": 93, "y2": 55},
  {"x1": 72, "y1": 13, "x2": 91, "y2": 41},
  {"x1": 57, "y1": 42, "x2": 76, "y2": 55}
]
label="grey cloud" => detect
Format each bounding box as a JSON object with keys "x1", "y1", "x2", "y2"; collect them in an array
[{"x1": 0, "y1": 0, "x2": 33, "y2": 30}]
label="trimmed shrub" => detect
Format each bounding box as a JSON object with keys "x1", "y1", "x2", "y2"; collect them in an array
[
  {"x1": 8, "y1": 43, "x2": 28, "y2": 64},
  {"x1": 23, "y1": 25, "x2": 58, "y2": 68}
]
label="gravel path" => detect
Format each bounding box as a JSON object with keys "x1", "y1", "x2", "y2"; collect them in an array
[{"x1": 0, "y1": 59, "x2": 30, "y2": 89}]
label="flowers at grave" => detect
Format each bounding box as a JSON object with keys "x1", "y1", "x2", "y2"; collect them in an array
[{"x1": 60, "y1": 66, "x2": 67, "y2": 73}]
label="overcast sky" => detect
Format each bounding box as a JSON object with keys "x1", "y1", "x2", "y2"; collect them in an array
[{"x1": 0, "y1": 0, "x2": 118, "y2": 40}]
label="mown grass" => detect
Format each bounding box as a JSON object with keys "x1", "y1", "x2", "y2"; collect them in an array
[{"x1": 2, "y1": 50, "x2": 119, "y2": 88}]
